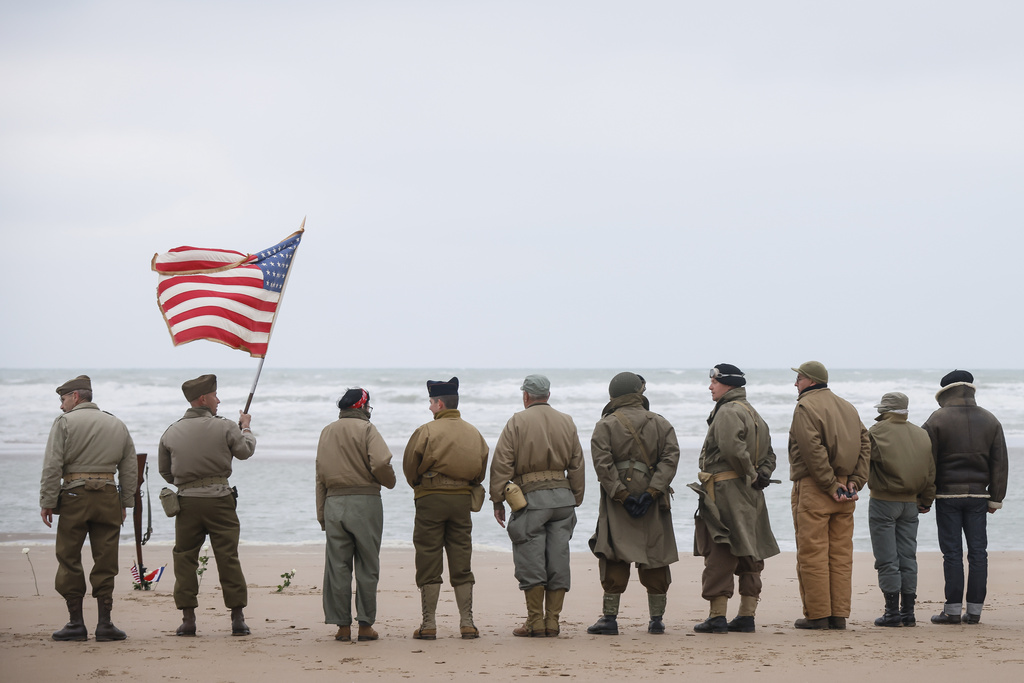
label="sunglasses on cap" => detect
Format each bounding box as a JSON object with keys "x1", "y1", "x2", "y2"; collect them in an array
[{"x1": 709, "y1": 368, "x2": 745, "y2": 380}]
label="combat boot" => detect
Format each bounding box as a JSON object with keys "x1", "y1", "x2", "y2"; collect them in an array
[
  {"x1": 694, "y1": 595, "x2": 728, "y2": 634},
  {"x1": 900, "y1": 593, "x2": 917, "y2": 627},
  {"x1": 513, "y1": 585, "x2": 545, "y2": 637},
  {"x1": 176, "y1": 607, "x2": 197, "y2": 636},
  {"x1": 454, "y1": 583, "x2": 478, "y2": 639},
  {"x1": 357, "y1": 621, "x2": 379, "y2": 641},
  {"x1": 647, "y1": 593, "x2": 667, "y2": 634},
  {"x1": 413, "y1": 583, "x2": 440, "y2": 640},
  {"x1": 874, "y1": 592, "x2": 902, "y2": 627},
  {"x1": 587, "y1": 593, "x2": 620, "y2": 635},
  {"x1": 230, "y1": 607, "x2": 250, "y2": 636},
  {"x1": 95, "y1": 597, "x2": 127, "y2": 641},
  {"x1": 52, "y1": 597, "x2": 88, "y2": 642},
  {"x1": 727, "y1": 595, "x2": 758, "y2": 633},
  {"x1": 543, "y1": 588, "x2": 565, "y2": 637}
]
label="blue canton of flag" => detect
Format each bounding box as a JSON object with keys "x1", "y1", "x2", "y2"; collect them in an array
[{"x1": 254, "y1": 233, "x2": 301, "y2": 293}]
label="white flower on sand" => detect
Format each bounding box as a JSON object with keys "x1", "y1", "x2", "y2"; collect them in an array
[
  {"x1": 22, "y1": 548, "x2": 30, "y2": 554},
  {"x1": 291, "y1": 568, "x2": 297, "y2": 575},
  {"x1": 203, "y1": 544, "x2": 211, "y2": 552}
]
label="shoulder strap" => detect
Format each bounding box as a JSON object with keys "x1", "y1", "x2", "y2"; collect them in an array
[{"x1": 611, "y1": 412, "x2": 654, "y2": 468}]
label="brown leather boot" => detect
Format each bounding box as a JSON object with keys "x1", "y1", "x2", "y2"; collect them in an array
[
  {"x1": 357, "y1": 622, "x2": 379, "y2": 641},
  {"x1": 176, "y1": 607, "x2": 197, "y2": 636},
  {"x1": 543, "y1": 589, "x2": 566, "y2": 637},
  {"x1": 95, "y1": 597, "x2": 127, "y2": 642},
  {"x1": 413, "y1": 584, "x2": 439, "y2": 640},
  {"x1": 454, "y1": 583, "x2": 479, "y2": 639},
  {"x1": 513, "y1": 586, "x2": 545, "y2": 637},
  {"x1": 231, "y1": 607, "x2": 250, "y2": 636},
  {"x1": 334, "y1": 625, "x2": 351, "y2": 641},
  {"x1": 52, "y1": 597, "x2": 88, "y2": 642}
]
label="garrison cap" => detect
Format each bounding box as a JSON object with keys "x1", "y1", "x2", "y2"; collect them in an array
[
  {"x1": 182, "y1": 374, "x2": 217, "y2": 402},
  {"x1": 56, "y1": 375, "x2": 91, "y2": 396},
  {"x1": 792, "y1": 361, "x2": 828, "y2": 384},
  {"x1": 427, "y1": 377, "x2": 459, "y2": 397},
  {"x1": 521, "y1": 374, "x2": 551, "y2": 395}
]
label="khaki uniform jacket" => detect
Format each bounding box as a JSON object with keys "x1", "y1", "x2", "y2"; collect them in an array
[
  {"x1": 788, "y1": 386, "x2": 870, "y2": 496},
  {"x1": 158, "y1": 406, "x2": 256, "y2": 497},
  {"x1": 488, "y1": 402, "x2": 585, "y2": 506},
  {"x1": 403, "y1": 409, "x2": 489, "y2": 499},
  {"x1": 316, "y1": 410, "x2": 397, "y2": 527},
  {"x1": 589, "y1": 393, "x2": 679, "y2": 568},
  {"x1": 692, "y1": 387, "x2": 780, "y2": 560},
  {"x1": 867, "y1": 413, "x2": 936, "y2": 507},
  {"x1": 39, "y1": 402, "x2": 137, "y2": 509}
]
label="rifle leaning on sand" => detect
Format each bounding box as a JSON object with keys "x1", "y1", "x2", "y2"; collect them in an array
[{"x1": 133, "y1": 452, "x2": 154, "y2": 590}]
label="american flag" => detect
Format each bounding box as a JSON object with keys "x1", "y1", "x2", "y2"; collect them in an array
[{"x1": 152, "y1": 228, "x2": 303, "y2": 358}]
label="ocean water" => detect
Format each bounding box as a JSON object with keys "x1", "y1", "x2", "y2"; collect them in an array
[{"x1": 2, "y1": 368, "x2": 1021, "y2": 553}]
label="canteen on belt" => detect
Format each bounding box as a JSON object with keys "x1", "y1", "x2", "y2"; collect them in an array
[{"x1": 504, "y1": 482, "x2": 527, "y2": 512}]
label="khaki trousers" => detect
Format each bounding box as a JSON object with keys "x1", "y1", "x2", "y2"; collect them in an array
[
  {"x1": 413, "y1": 493, "x2": 475, "y2": 587},
  {"x1": 173, "y1": 495, "x2": 247, "y2": 609},
  {"x1": 54, "y1": 486, "x2": 122, "y2": 599},
  {"x1": 694, "y1": 517, "x2": 764, "y2": 600},
  {"x1": 791, "y1": 477, "x2": 854, "y2": 619},
  {"x1": 323, "y1": 495, "x2": 384, "y2": 625}
]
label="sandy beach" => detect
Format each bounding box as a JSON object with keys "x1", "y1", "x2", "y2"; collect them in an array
[{"x1": 2, "y1": 545, "x2": 1022, "y2": 681}]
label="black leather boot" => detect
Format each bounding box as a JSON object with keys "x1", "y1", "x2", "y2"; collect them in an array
[
  {"x1": 874, "y1": 592, "x2": 902, "y2": 627},
  {"x1": 900, "y1": 593, "x2": 916, "y2": 627},
  {"x1": 52, "y1": 597, "x2": 88, "y2": 641},
  {"x1": 176, "y1": 607, "x2": 197, "y2": 636},
  {"x1": 95, "y1": 597, "x2": 127, "y2": 641},
  {"x1": 231, "y1": 607, "x2": 250, "y2": 636}
]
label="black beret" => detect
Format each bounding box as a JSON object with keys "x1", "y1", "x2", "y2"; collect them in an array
[{"x1": 427, "y1": 377, "x2": 459, "y2": 397}]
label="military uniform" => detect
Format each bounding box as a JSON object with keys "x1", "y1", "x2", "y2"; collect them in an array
[
  {"x1": 588, "y1": 373, "x2": 679, "y2": 635},
  {"x1": 39, "y1": 375, "x2": 137, "y2": 641},
  {"x1": 788, "y1": 362, "x2": 870, "y2": 629},
  {"x1": 489, "y1": 379, "x2": 585, "y2": 636},
  {"x1": 691, "y1": 379, "x2": 779, "y2": 633},
  {"x1": 403, "y1": 377, "x2": 489, "y2": 639},
  {"x1": 159, "y1": 404, "x2": 255, "y2": 612},
  {"x1": 316, "y1": 395, "x2": 396, "y2": 639}
]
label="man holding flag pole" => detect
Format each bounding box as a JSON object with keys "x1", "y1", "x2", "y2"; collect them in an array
[{"x1": 152, "y1": 223, "x2": 304, "y2": 636}]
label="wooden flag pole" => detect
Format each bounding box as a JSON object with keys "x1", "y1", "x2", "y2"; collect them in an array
[{"x1": 239, "y1": 216, "x2": 305, "y2": 417}]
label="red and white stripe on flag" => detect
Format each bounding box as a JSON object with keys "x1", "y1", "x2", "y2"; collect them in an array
[
  {"x1": 130, "y1": 563, "x2": 142, "y2": 584},
  {"x1": 151, "y1": 229, "x2": 303, "y2": 358}
]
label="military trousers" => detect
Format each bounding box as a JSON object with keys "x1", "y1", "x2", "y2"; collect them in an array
[
  {"x1": 172, "y1": 494, "x2": 247, "y2": 609},
  {"x1": 598, "y1": 558, "x2": 671, "y2": 594},
  {"x1": 54, "y1": 485, "x2": 123, "y2": 600},
  {"x1": 868, "y1": 498, "x2": 920, "y2": 594},
  {"x1": 694, "y1": 517, "x2": 764, "y2": 600},
  {"x1": 413, "y1": 493, "x2": 474, "y2": 587},
  {"x1": 323, "y1": 494, "x2": 384, "y2": 626},
  {"x1": 507, "y1": 503, "x2": 576, "y2": 591},
  {"x1": 791, "y1": 477, "x2": 854, "y2": 620}
]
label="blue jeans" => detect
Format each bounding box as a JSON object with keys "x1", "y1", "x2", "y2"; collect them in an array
[{"x1": 935, "y1": 498, "x2": 988, "y2": 607}]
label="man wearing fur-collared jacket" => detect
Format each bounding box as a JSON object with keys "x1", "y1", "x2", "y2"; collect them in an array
[{"x1": 922, "y1": 370, "x2": 1008, "y2": 626}]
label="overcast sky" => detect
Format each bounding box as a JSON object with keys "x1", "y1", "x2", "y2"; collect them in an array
[{"x1": 2, "y1": 1, "x2": 1021, "y2": 371}]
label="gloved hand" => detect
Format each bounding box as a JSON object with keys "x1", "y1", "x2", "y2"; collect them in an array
[
  {"x1": 753, "y1": 471, "x2": 771, "y2": 490},
  {"x1": 623, "y1": 495, "x2": 639, "y2": 516},
  {"x1": 629, "y1": 492, "x2": 654, "y2": 518},
  {"x1": 645, "y1": 487, "x2": 662, "y2": 500}
]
